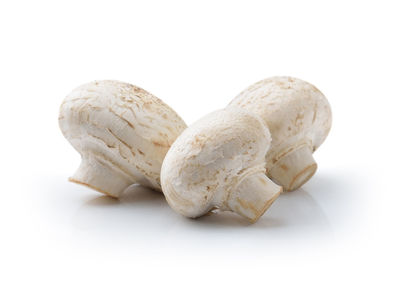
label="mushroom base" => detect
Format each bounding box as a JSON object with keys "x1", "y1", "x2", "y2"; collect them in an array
[
  {"x1": 269, "y1": 145, "x2": 317, "y2": 192},
  {"x1": 226, "y1": 173, "x2": 282, "y2": 223},
  {"x1": 69, "y1": 156, "x2": 133, "y2": 198}
]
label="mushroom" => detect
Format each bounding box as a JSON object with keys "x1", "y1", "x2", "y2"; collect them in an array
[
  {"x1": 228, "y1": 76, "x2": 332, "y2": 191},
  {"x1": 160, "y1": 108, "x2": 282, "y2": 222},
  {"x1": 59, "y1": 80, "x2": 187, "y2": 198}
]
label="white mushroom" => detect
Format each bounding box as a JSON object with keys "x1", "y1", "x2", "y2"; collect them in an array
[
  {"x1": 59, "y1": 80, "x2": 187, "y2": 198},
  {"x1": 161, "y1": 108, "x2": 282, "y2": 223},
  {"x1": 229, "y1": 76, "x2": 332, "y2": 191}
]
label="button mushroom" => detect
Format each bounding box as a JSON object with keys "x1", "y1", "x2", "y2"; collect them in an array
[
  {"x1": 59, "y1": 80, "x2": 187, "y2": 198},
  {"x1": 160, "y1": 108, "x2": 282, "y2": 223},
  {"x1": 229, "y1": 76, "x2": 332, "y2": 191}
]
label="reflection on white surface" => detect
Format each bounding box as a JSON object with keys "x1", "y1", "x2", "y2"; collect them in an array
[
  {"x1": 55, "y1": 168, "x2": 364, "y2": 257},
  {"x1": 10, "y1": 163, "x2": 377, "y2": 285},
  {"x1": 72, "y1": 182, "x2": 332, "y2": 232}
]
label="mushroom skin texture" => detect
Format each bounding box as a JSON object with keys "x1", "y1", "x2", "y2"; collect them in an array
[
  {"x1": 59, "y1": 80, "x2": 187, "y2": 198},
  {"x1": 161, "y1": 108, "x2": 282, "y2": 223},
  {"x1": 229, "y1": 76, "x2": 332, "y2": 191}
]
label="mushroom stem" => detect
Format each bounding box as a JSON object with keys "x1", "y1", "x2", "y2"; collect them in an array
[
  {"x1": 69, "y1": 156, "x2": 133, "y2": 198},
  {"x1": 269, "y1": 145, "x2": 317, "y2": 192},
  {"x1": 226, "y1": 173, "x2": 282, "y2": 223}
]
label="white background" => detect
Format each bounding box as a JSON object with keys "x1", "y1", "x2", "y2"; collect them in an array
[{"x1": 1, "y1": 0, "x2": 399, "y2": 285}]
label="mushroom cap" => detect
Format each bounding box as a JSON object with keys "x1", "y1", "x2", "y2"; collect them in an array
[
  {"x1": 160, "y1": 107, "x2": 272, "y2": 218},
  {"x1": 228, "y1": 76, "x2": 332, "y2": 167},
  {"x1": 59, "y1": 80, "x2": 187, "y2": 191}
]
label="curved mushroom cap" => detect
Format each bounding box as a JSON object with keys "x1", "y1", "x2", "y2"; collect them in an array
[
  {"x1": 59, "y1": 80, "x2": 187, "y2": 197},
  {"x1": 161, "y1": 108, "x2": 282, "y2": 222},
  {"x1": 229, "y1": 76, "x2": 332, "y2": 191}
]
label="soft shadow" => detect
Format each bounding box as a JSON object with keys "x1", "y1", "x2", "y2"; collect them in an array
[
  {"x1": 261, "y1": 188, "x2": 332, "y2": 230},
  {"x1": 300, "y1": 169, "x2": 367, "y2": 231},
  {"x1": 72, "y1": 172, "x2": 349, "y2": 236},
  {"x1": 71, "y1": 184, "x2": 176, "y2": 234},
  {"x1": 159, "y1": 186, "x2": 334, "y2": 254},
  {"x1": 120, "y1": 184, "x2": 165, "y2": 205},
  {"x1": 85, "y1": 195, "x2": 120, "y2": 206},
  {"x1": 83, "y1": 184, "x2": 165, "y2": 207},
  {"x1": 194, "y1": 211, "x2": 251, "y2": 227},
  {"x1": 190, "y1": 209, "x2": 285, "y2": 228},
  {"x1": 304, "y1": 168, "x2": 363, "y2": 194},
  {"x1": 185, "y1": 188, "x2": 331, "y2": 230}
]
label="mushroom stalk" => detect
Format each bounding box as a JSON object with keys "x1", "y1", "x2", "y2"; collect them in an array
[
  {"x1": 69, "y1": 155, "x2": 133, "y2": 198},
  {"x1": 225, "y1": 172, "x2": 282, "y2": 222},
  {"x1": 268, "y1": 145, "x2": 317, "y2": 191}
]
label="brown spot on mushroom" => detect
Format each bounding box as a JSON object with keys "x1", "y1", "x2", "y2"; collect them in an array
[
  {"x1": 312, "y1": 104, "x2": 317, "y2": 123},
  {"x1": 138, "y1": 149, "x2": 145, "y2": 155},
  {"x1": 118, "y1": 145, "x2": 128, "y2": 160},
  {"x1": 191, "y1": 135, "x2": 206, "y2": 148},
  {"x1": 144, "y1": 115, "x2": 155, "y2": 122},
  {"x1": 108, "y1": 107, "x2": 135, "y2": 129},
  {"x1": 295, "y1": 113, "x2": 304, "y2": 122},
  {"x1": 280, "y1": 164, "x2": 289, "y2": 171},
  {"x1": 143, "y1": 102, "x2": 153, "y2": 111},
  {"x1": 129, "y1": 107, "x2": 136, "y2": 118},
  {"x1": 131, "y1": 85, "x2": 146, "y2": 94},
  {"x1": 88, "y1": 104, "x2": 102, "y2": 111},
  {"x1": 107, "y1": 128, "x2": 131, "y2": 150},
  {"x1": 88, "y1": 133, "x2": 116, "y2": 148},
  {"x1": 205, "y1": 183, "x2": 218, "y2": 193},
  {"x1": 258, "y1": 177, "x2": 267, "y2": 185},
  {"x1": 138, "y1": 122, "x2": 150, "y2": 128},
  {"x1": 152, "y1": 140, "x2": 170, "y2": 148}
]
